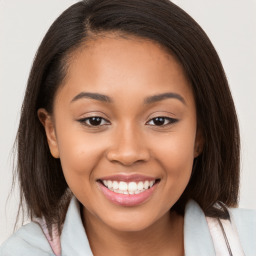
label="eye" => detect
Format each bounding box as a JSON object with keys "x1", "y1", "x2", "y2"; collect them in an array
[
  {"x1": 78, "y1": 116, "x2": 177, "y2": 127},
  {"x1": 147, "y1": 116, "x2": 178, "y2": 126},
  {"x1": 78, "y1": 116, "x2": 110, "y2": 127}
]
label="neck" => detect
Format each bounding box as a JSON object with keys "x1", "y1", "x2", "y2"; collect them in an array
[{"x1": 82, "y1": 208, "x2": 184, "y2": 256}]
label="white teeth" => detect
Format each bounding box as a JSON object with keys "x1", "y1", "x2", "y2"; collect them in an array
[
  {"x1": 128, "y1": 182, "x2": 137, "y2": 192},
  {"x1": 144, "y1": 181, "x2": 149, "y2": 189},
  {"x1": 101, "y1": 179, "x2": 157, "y2": 194},
  {"x1": 119, "y1": 181, "x2": 128, "y2": 191},
  {"x1": 107, "y1": 180, "x2": 112, "y2": 189},
  {"x1": 113, "y1": 181, "x2": 119, "y2": 190},
  {"x1": 137, "y1": 181, "x2": 144, "y2": 191}
]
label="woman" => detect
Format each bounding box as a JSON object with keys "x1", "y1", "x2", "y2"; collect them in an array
[{"x1": 0, "y1": 0, "x2": 255, "y2": 255}]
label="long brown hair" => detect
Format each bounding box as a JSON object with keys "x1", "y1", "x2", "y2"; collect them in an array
[{"x1": 12, "y1": 0, "x2": 240, "y2": 237}]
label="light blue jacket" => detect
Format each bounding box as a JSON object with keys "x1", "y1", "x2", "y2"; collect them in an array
[{"x1": 1, "y1": 196, "x2": 255, "y2": 255}]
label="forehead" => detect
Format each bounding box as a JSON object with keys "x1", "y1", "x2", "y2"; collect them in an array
[{"x1": 55, "y1": 34, "x2": 194, "y2": 107}]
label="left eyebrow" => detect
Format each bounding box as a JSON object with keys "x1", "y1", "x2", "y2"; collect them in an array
[
  {"x1": 144, "y1": 92, "x2": 186, "y2": 105},
  {"x1": 70, "y1": 91, "x2": 186, "y2": 105}
]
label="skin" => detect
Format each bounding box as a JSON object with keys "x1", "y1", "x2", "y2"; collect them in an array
[{"x1": 38, "y1": 33, "x2": 203, "y2": 256}]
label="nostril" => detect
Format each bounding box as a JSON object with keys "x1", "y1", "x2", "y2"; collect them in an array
[{"x1": 105, "y1": 138, "x2": 151, "y2": 166}]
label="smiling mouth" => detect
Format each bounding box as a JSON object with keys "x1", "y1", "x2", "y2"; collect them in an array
[{"x1": 97, "y1": 179, "x2": 160, "y2": 195}]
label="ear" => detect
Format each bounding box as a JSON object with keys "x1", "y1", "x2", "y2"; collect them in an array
[
  {"x1": 194, "y1": 128, "x2": 204, "y2": 158},
  {"x1": 37, "y1": 108, "x2": 60, "y2": 158}
]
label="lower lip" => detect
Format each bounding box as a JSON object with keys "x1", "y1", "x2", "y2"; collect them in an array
[{"x1": 97, "y1": 181, "x2": 159, "y2": 207}]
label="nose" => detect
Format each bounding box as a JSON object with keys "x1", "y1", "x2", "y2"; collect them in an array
[{"x1": 106, "y1": 125, "x2": 151, "y2": 166}]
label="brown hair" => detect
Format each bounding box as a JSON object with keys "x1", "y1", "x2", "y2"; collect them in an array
[{"x1": 12, "y1": 0, "x2": 240, "y2": 237}]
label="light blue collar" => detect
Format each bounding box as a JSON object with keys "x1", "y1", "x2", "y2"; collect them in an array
[
  {"x1": 60, "y1": 197, "x2": 93, "y2": 255},
  {"x1": 60, "y1": 196, "x2": 215, "y2": 255},
  {"x1": 184, "y1": 200, "x2": 215, "y2": 255}
]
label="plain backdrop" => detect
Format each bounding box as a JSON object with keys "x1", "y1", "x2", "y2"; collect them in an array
[{"x1": 0, "y1": 0, "x2": 255, "y2": 245}]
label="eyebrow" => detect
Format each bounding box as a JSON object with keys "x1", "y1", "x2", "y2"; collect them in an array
[{"x1": 71, "y1": 92, "x2": 186, "y2": 105}]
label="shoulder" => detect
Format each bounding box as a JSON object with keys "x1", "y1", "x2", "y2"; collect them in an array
[
  {"x1": 184, "y1": 200, "x2": 256, "y2": 255},
  {"x1": 229, "y1": 207, "x2": 256, "y2": 235},
  {"x1": 0, "y1": 221, "x2": 55, "y2": 256},
  {"x1": 230, "y1": 207, "x2": 256, "y2": 225},
  {"x1": 229, "y1": 207, "x2": 256, "y2": 254}
]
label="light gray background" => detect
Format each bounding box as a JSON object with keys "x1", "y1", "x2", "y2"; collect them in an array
[{"x1": 0, "y1": 0, "x2": 255, "y2": 244}]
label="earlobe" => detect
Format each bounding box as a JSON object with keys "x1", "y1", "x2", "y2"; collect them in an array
[
  {"x1": 37, "y1": 108, "x2": 60, "y2": 158},
  {"x1": 194, "y1": 144, "x2": 201, "y2": 158},
  {"x1": 194, "y1": 128, "x2": 204, "y2": 158}
]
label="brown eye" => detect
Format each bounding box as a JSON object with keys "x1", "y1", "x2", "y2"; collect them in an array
[
  {"x1": 147, "y1": 117, "x2": 178, "y2": 126},
  {"x1": 78, "y1": 116, "x2": 110, "y2": 127}
]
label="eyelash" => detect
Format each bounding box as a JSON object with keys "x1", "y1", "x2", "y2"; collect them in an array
[{"x1": 78, "y1": 116, "x2": 178, "y2": 128}]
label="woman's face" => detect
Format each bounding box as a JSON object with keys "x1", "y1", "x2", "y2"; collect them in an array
[{"x1": 39, "y1": 34, "x2": 201, "y2": 232}]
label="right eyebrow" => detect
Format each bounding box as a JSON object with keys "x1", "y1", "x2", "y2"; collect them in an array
[{"x1": 70, "y1": 92, "x2": 113, "y2": 104}]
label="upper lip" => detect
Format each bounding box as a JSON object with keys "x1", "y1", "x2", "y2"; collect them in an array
[{"x1": 97, "y1": 174, "x2": 159, "y2": 182}]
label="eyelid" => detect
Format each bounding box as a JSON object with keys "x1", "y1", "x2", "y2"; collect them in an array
[
  {"x1": 77, "y1": 116, "x2": 110, "y2": 127},
  {"x1": 146, "y1": 116, "x2": 179, "y2": 126}
]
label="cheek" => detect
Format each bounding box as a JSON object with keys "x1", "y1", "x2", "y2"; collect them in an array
[
  {"x1": 153, "y1": 125, "x2": 196, "y2": 166},
  {"x1": 56, "y1": 131, "x2": 108, "y2": 208},
  {"x1": 58, "y1": 135, "x2": 106, "y2": 173},
  {"x1": 151, "y1": 125, "x2": 196, "y2": 194},
  {"x1": 55, "y1": 122, "x2": 108, "y2": 190}
]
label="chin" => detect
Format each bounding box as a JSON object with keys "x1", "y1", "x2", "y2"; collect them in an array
[
  {"x1": 100, "y1": 211, "x2": 159, "y2": 232},
  {"x1": 109, "y1": 220, "x2": 152, "y2": 232}
]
